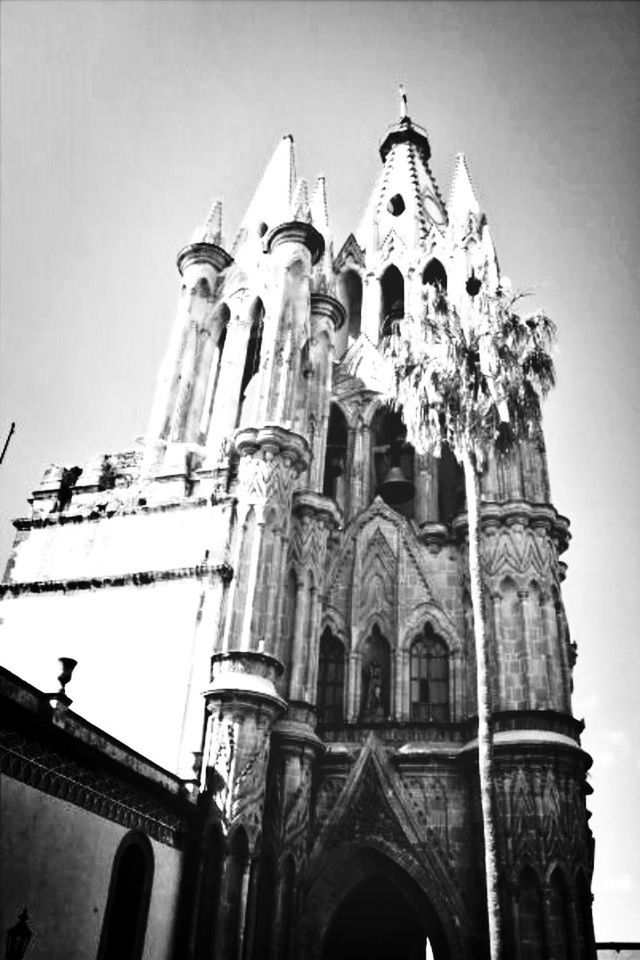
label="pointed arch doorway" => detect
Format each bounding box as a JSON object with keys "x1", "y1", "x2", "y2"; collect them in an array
[
  {"x1": 314, "y1": 847, "x2": 453, "y2": 960},
  {"x1": 322, "y1": 874, "x2": 429, "y2": 960}
]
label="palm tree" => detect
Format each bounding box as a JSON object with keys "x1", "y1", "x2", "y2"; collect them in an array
[{"x1": 382, "y1": 281, "x2": 556, "y2": 960}]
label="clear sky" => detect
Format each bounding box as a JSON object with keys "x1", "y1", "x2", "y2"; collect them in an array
[{"x1": 1, "y1": 0, "x2": 639, "y2": 940}]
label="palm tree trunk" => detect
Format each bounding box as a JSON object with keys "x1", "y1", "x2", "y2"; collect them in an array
[{"x1": 462, "y1": 448, "x2": 502, "y2": 960}]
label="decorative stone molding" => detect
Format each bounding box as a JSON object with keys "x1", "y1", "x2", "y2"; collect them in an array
[
  {"x1": 310, "y1": 293, "x2": 346, "y2": 331},
  {"x1": 176, "y1": 241, "x2": 233, "y2": 276},
  {"x1": 263, "y1": 221, "x2": 325, "y2": 265},
  {"x1": 0, "y1": 562, "x2": 233, "y2": 599},
  {"x1": 0, "y1": 727, "x2": 188, "y2": 847}
]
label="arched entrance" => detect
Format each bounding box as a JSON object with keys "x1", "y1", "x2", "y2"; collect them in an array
[
  {"x1": 309, "y1": 846, "x2": 454, "y2": 960},
  {"x1": 322, "y1": 874, "x2": 427, "y2": 960}
]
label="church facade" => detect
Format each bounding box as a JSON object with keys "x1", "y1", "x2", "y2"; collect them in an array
[{"x1": 1, "y1": 104, "x2": 596, "y2": 959}]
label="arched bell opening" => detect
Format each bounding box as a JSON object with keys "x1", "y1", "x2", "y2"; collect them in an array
[
  {"x1": 337, "y1": 269, "x2": 363, "y2": 344},
  {"x1": 371, "y1": 407, "x2": 415, "y2": 519},
  {"x1": 437, "y1": 444, "x2": 465, "y2": 523},
  {"x1": 199, "y1": 302, "x2": 230, "y2": 441},
  {"x1": 323, "y1": 403, "x2": 348, "y2": 508},
  {"x1": 314, "y1": 846, "x2": 452, "y2": 960},
  {"x1": 379, "y1": 264, "x2": 404, "y2": 339},
  {"x1": 237, "y1": 298, "x2": 265, "y2": 427}
]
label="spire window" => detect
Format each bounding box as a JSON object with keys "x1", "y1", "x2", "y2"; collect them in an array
[
  {"x1": 410, "y1": 625, "x2": 449, "y2": 721},
  {"x1": 323, "y1": 403, "x2": 348, "y2": 506},
  {"x1": 337, "y1": 269, "x2": 362, "y2": 340},
  {"x1": 380, "y1": 265, "x2": 404, "y2": 338},
  {"x1": 387, "y1": 193, "x2": 405, "y2": 217}
]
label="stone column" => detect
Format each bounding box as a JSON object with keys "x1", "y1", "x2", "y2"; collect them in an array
[
  {"x1": 307, "y1": 294, "x2": 343, "y2": 491},
  {"x1": 347, "y1": 651, "x2": 359, "y2": 721},
  {"x1": 221, "y1": 426, "x2": 309, "y2": 655},
  {"x1": 262, "y1": 221, "x2": 324, "y2": 427},
  {"x1": 396, "y1": 648, "x2": 408, "y2": 720},
  {"x1": 518, "y1": 589, "x2": 532, "y2": 708},
  {"x1": 176, "y1": 567, "x2": 232, "y2": 779},
  {"x1": 289, "y1": 579, "x2": 309, "y2": 699},
  {"x1": 540, "y1": 882, "x2": 553, "y2": 960},
  {"x1": 567, "y1": 889, "x2": 581, "y2": 960},
  {"x1": 509, "y1": 885, "x2": 523, "y2": 960}
]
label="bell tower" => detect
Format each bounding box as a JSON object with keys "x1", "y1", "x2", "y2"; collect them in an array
[{"x1": 1, "y1": 97, "x2": 597, "y2": 960}]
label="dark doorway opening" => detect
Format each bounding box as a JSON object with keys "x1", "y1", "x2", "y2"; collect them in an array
[{"x1": 322, "y1": 874, "x2": 428, "y2": 960}]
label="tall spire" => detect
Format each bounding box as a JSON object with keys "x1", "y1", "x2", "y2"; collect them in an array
[
  {"x1": 233, "y1": 135, "x2": 297, "y2": 253},
  {"x1": 356, "y1": 95, "x2": 446, "y2": 254},
  {"x1": 448, "y1": 152, "x2": 481, "y2": 224}
]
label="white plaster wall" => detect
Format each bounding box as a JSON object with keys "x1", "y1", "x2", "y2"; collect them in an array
[
  {"x1": 9, "y1": 502, "x2": 230, "y2": 583},
  {"x1": 0, "y1": 578, "x2": 205, "y2": 771},
  {"x1": 0, "y1": 779, "x2": 182, "y2": 960}
]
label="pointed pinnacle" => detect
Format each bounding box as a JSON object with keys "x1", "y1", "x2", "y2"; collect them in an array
[
  {"x1": 191, "y1": 198, "x2": 223, "y2": 245},
  {"x1": 448, "y1": 152, "x2": 481, "y2": 220},
  {"x1": 310, "y1": 175, "x2": 330, "y2": 232},
  {"x1": 290, "y1": 177, "x2": 311, "y2": 223},
  {"x1": 235, "y1": 135, "x2": 297, "y2": 247}
]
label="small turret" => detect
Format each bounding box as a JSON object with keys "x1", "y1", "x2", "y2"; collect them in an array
[{"x1": 142, "y1": 198, "x2": 233, "y2": 487}]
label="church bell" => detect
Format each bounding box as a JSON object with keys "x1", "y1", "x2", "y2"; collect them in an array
[{"x1": 377, "y1": 464, "x2": 415, "y2": 504}]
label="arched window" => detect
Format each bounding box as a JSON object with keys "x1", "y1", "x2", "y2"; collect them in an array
[
  {"x1": 317, "y1": 628, "x2": 345, "y2": 723},
  {"x1": 323, "y1": 404, "x2": 348, "y2": 505},
  {"x1": 410, "y1": 625, "x2": 449, "y2": 721},
  {"x1": 422, "y1": 258, "x2": 448, "y2": 291},
  {"x1": 237, "y1": 298, "x2": 264, "y2": 426},
  {"x1": 379, "y1": 265, "x2": 404, "y2": 338},
  {"x1": 98, "y1": 832, "x2": 154, "y2": 960},
  {"x1": 371, "y1": 408, "x2": 415, "y2": 519},
  {"x1": 337, "y1": 269, "x2": 362, "y2": 340},
  {"x1": 437, "y1": 443, "x2": 465, "y2": 522}
]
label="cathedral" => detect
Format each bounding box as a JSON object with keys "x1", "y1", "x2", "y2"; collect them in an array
[{"x1": 0, "y1": 100, "x2": 597, "y2": 960}]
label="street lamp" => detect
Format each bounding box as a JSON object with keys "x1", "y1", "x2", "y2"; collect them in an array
[{"x1": 5, "y1": 910, "x2": 32, "y2": 960}]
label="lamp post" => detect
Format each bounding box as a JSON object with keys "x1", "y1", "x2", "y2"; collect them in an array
[{"x1": 5, "y1": 910, "x2": 32, "y2": 960}]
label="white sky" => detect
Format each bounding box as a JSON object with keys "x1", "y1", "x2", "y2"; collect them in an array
[{"x1": 1, "y1": 0, "x2": 639, "y2": 940}]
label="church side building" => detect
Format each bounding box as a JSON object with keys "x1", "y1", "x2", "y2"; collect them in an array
[{"x1": 1, "y1": 103, "x2": 596, "y2": 960}]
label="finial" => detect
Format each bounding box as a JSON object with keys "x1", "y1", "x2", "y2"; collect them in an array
[
  {"x1": 46, "y1": 657, "x2": 77, "y2": 713},
  {"x1": 399, "y1": 83, "x2": 408, "y2": 120}
]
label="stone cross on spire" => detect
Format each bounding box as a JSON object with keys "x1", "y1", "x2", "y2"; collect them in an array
[{"x1": 399, "y1": 83, "x2": 408, "y2": 120}]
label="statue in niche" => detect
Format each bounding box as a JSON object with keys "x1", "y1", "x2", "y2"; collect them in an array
[{"x1": 363, "y1": 659, "x2": 384, "y2": 721}]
